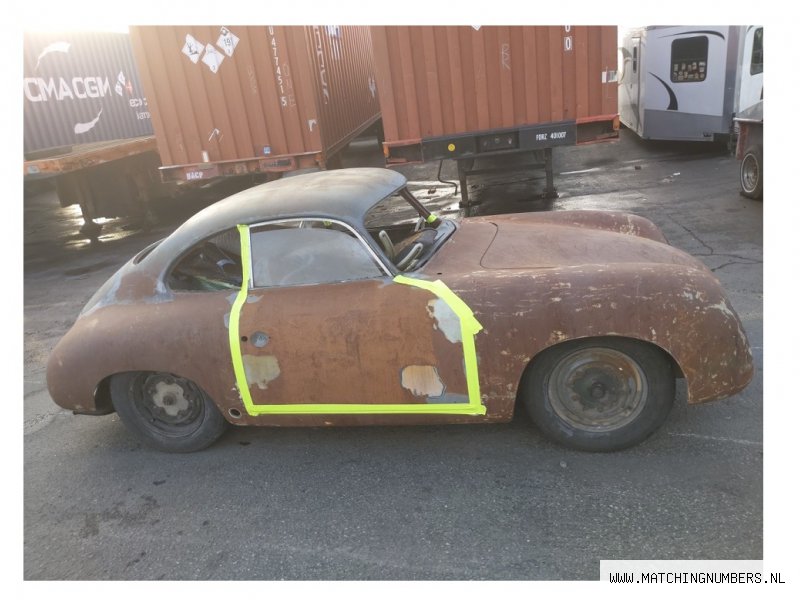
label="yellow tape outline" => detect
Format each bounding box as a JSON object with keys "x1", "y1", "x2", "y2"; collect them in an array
[{"x1": 229, "y1": 224, "x2": 486, "y2": 416}]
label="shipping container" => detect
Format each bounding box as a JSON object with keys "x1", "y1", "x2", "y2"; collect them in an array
[
  {"x1": 23, "y1": 31, "x2": 153, "y2": 157},
  {"x1": 129, "y1": 25, "x2": 381, "y2": 183},
  {"x1": 23, "y1": 30, "x2": 166, "y2": 236},
  {"x1": 370, "y1": 26, "x2": 619, "y2": 206}
]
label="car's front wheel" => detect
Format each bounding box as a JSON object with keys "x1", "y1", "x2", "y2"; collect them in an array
[
  {"x1": 110, "y1": 372, "x2": 228, "y2": 452},
  {"x1": 520, "y1": 338, "x2": 675, "y2": 451}
]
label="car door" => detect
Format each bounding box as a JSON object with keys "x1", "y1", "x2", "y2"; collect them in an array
[{"x1": 230, "y1": 218, "x2": 484, "y2": 417}]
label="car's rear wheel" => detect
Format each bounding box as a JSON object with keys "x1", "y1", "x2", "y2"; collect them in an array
[
  {"x1": 520, "y1": 338, "x2": 674, "y2": 451},
  {"x1": 110, "y1": 372, "x2": 228, "y2": 452}
]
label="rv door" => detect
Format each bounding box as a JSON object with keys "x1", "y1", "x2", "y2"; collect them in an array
[{"x1": 622, "y1": 36, "x2": 644, "y2": 135}]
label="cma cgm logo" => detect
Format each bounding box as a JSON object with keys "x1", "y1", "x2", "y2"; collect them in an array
[
  {"x1": 24, "y1": 73, "x2": 132, "y2": 103},
  {"x1": 24, "y1": 40, "x2": 133, "y2": 102}
]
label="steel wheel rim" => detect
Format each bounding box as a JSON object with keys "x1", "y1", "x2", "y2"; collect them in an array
[
  {"x1": 741, "y1": 154, "x2": 759, "y2": 193},
  {"x1": 132, "y1": 373, "x2": 205, "y2": 437},
  {"x1": 547, "y1": 347, "x2": 648, "y2": 432}
]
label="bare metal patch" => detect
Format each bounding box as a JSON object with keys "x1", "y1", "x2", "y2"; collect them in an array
[
  {"x1": 425, "y1": 299, "x2": 462, "y2": 343},
  {"x1": 243, "y1": 355, "x2": 281, "y2": 390},
  {"x1": 401, "y1": 365, "x2": 445, "y2": 399}
]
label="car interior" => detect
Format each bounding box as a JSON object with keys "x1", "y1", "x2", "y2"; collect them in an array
[{"x1": 168, "y1": 189, "x2": 454, "y2": 292}]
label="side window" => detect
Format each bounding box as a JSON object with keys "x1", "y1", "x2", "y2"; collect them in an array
[
  {"x1": 632, "y1": 44, "x2": 638, "y2": 73},
  {"x1": 670, "y1": 36, "x2": 708, "y2": 82},
  {"x1": 168, "y1": 228, "x2": 243, "y2": 292},
  {"x1": 250, "y1": 220, "x2": 384, "y2": 288},
  {"x1": 750, "y1": 28, "x2": 763, "y2": 75}
]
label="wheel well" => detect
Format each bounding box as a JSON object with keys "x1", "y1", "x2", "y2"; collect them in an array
[
  {"x1": 96, "y1": 370, "x2": 221, "y2": 413},
  {"x1": 93, "y1": 375, "x2": 115, "y2": 413},
  {"x1": 514, "y1": 335, "x2": 684, "y2": 406}
]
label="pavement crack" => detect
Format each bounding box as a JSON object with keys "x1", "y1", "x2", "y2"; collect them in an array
[
  {"x1": 668, "y1": 432, "x2": 762, "y2": 447},
  {"x1": 667, "y1": 215, "x2": 762, "y2": 265},
  {"x1": 711, "y1": 260, "x2": 759, "y2": 272},
  {"x1": 669, "y1": 217, "x2": 715, "y2": 255}
]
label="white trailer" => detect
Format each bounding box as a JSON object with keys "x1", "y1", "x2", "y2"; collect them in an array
[{"x1": 619, "y1": 26, "x2": 763, "y2": 142}]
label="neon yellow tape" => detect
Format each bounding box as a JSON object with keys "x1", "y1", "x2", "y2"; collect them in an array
[
  {"x1": 393, "y1": 274, "x2": 485, "y2": 415},
  {"x1": 229, "y1": 224, "x2": 258, "y2": 415},
  {"x1": 229, "y1": 225, "x2": 485, "y2": 416},
  {"x1": 426, "y1": 214, "x2": 437, "y2": 224}
]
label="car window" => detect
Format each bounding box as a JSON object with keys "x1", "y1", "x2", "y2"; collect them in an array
[
  {"x1": 363, "y1": 191, "x2": 456, "y2": 272},
  {"x1": 168, "y1": 228, "x2": 243, "y2": 292},
  {"x1": 750, "y1": 28, "x2": 763, "y2": 75},
  {"x1": 250, "y1": 220, "x2": 384, "y2": 288}
]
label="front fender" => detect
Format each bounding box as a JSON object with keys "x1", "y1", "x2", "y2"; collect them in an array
[{"x1": 458, "y1": 263, "x2": 753, "y2": 406}]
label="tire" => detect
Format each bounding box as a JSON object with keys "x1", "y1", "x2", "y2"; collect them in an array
[
  {"x1": 110, "y1": 372, "x2": 228, "y2": 452},
  {"x1": 740, "y1": 144, "x2": 763, "y2": 199},
  {"x1": 520, "y1": 338, "x2": 675, "y2": 452}
]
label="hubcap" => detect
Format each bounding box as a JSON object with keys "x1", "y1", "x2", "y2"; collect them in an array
[
  {"x1": 133, "y1": 373, "x2": 205, "y2": 435},
  {"x1": 547, "y1": 347, "x2": 648, "y2": 432},
  {"x1": 741, "y1": 154, "x2": 759, "y2": 193}
]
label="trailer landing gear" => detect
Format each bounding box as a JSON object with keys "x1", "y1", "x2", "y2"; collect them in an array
[{"x1": 456, "y1": 148, "x2": 557, "y2": 216}]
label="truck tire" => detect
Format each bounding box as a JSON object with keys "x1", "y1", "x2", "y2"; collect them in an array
[{"x1": 740, "y1": 144, "x2": 763, "y2": 199}]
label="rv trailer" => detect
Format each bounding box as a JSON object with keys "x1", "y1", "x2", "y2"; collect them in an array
[{"x1": 619, "y1": 26, "x2": 763, "y2": 142}]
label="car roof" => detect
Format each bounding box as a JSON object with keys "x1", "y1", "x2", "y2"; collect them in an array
[{"x1": 148, "y1": 168, "x2": 407, "y2": 266}]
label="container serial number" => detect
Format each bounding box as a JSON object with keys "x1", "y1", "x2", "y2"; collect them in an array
[{"x1": 535, "y1": 131, "x2": 568, "y2": 141}]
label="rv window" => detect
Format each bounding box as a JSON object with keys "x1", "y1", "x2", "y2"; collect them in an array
[
  {"x1": 750, "y1": 28, "x2": 763, "y2": 75},
  {"x1": 670, "y1": 36, "x2": 708, "y2": 83}
]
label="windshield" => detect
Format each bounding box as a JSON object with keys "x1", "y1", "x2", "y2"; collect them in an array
[{"x1": 364, "y1": 187, "x2": 455, "y2": 272}]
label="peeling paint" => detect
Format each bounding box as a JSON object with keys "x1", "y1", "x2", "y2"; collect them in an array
[
  {"x1": 401, "y1": 365, "x2": 445, "y2": 398},
  {"x1": 426, "y1": 298, "x2": 462, "y2": 343},
  {"x1": 439, "y1": 393, "x2": 469, "y2": 404},
  {"x1": 242, "y1": 355, "x2": 281, "y2": 389},
  {"x1": 227, "y1": 292, "x2": 260, "y2": 305}
]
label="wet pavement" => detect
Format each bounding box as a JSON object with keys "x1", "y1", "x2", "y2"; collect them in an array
[{"x1": 23, "y1": 129, "x2": 763, "y2": 579}]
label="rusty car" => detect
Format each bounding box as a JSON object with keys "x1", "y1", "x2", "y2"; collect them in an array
[{"x1": 47, "y1": 168, "x2": 753, "y2": 452}]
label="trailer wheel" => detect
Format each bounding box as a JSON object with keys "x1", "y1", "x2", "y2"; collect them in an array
[{"x1": 740, "y1": 144, "x2": 763, "y2": 199}]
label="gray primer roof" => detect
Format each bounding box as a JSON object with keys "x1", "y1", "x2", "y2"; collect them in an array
[{"x1": 149, "y1": 168, "x2": 407, "y2": 266}]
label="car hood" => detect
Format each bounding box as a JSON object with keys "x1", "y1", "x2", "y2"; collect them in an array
[{"x1": 475, "y1": 212, "x2": 706, "y2": 271}]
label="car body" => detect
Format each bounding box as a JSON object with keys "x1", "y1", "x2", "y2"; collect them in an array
[{"x1": 47, "y1": 168, "x2": 753, "y2": 452}]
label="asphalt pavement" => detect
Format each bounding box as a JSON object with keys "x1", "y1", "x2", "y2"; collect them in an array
[{"x1": 23, "y1": 128, "x2": 763, "y2": 580}]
